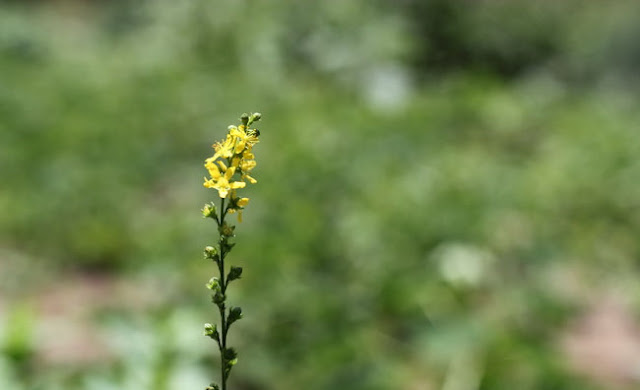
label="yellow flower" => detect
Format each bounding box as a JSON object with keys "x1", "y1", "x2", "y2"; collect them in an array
[
  {"x1": 240, "y1": 159, "x2": 256, "y2": 172},
  {"x1": 209, "y1": 134, "x2": 235, "y2": 162},
  {"x1": 203, "y1": 163, "x2": 246, "y2": 198},
  {"x1": 241, "y1": 161, "x2": 257, "y2": 184},
  {"x1": 230, "y1": 125, "x2": 259, "y2": 154}
]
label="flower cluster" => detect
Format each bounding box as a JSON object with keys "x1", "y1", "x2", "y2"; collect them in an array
[{"x1": 203, "y1": 112, "x2": 261, "y2": 222}]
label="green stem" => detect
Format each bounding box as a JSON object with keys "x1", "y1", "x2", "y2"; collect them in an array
[{"x1": 218, "y1": 196, "x2": 227, "y2": 390}]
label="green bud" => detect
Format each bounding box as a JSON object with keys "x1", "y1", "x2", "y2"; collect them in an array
[
  {"x1": 240, "y1": 113, "x2": 250, "y2": 126},
  {"x1": 228, "y1": 306, "x2": 242, "y2": 325},
  {"x1": 206, "y1": 277, "x2": 220, "y2": 291},
  {"x1": 202, "y1": 203, "x2": 216, "y2": 218},
  {"x1": 204, "y1": 323, "x2": 219, "y2": 342},
  {"x1": 228, "y1": 266, "x2": 243, "y2": 282},
  {"x1": 247, "y1": 112, "x2": 261, "y2": 126},
  {"x1": 204, "y1": 246, "x2": 218, "y2": 261}
]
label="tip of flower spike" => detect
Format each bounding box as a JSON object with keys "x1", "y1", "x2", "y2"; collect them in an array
[{"x1": 249, "y1": 112, "x2": 261, "y2": 125}]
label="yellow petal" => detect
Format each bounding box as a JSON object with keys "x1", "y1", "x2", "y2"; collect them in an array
[
  {"x1": 241, "y1": 160, "x2": 256, "y2": 171},
  {"x1": 234, "y1": 141, "x2": 245, "y2": 154},
  {"x1": 230, "y1": 181, "x2": 246, "y2": 189},
  {"x1": 206, "y1": 163, "x2": 221, "y2": 179},
  {"x1": 225, "y1": 166, "x2": 236, "y2": 179},
  {"x1": 203, "y1": 178, "x2": 215, "y2": 188}
]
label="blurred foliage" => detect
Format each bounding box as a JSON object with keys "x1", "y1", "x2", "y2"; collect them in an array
[{"x1": 1, "y1": 0, "x2": 640, "y2": 389}]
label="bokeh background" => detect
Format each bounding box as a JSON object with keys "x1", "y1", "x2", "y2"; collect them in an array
[{"x1": 2, "y1": 1, "x2": 640, "y2": 389}]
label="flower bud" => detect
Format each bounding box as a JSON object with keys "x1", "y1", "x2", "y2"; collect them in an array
[
  {"x1": 204, "y1": 323, "x2": 220, "y2": 342},
  {"x1": 206, "y1": 277, "x2": 220, "y2": 290},
  {"x1": 250, "y1": 112, "x2": 261, "y2": 123},
  {"x1": 228, "y1": 306, "x2": 243, "y2": 325},
  {"x1": 202, "y1": 203, "x2": 216, "y2": 218},
  {"x1": 204, "y1": 246, "x2": 218, "y2": 260},
  {"x1": 240, "y1": 113, "x2": 250, "y2": 126},
  {"x1": 228, "y1": 266, "x2": 243, "y2": 282}
]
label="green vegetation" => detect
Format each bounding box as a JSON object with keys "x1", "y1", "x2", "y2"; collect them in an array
[{"x1": 1, "y1": 1, "x2": 640, "y2": 389}]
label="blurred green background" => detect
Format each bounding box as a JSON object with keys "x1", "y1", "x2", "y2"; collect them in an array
[{"x1": 2, "y1": 1, "x2": 640, "y2": 389}]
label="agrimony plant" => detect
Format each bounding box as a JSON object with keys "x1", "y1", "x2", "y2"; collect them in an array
[{"x1": 201, "y1": 112, "x2": 261, "y2": 390}]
